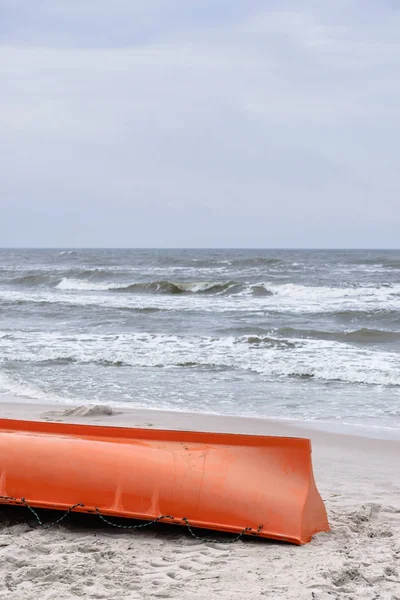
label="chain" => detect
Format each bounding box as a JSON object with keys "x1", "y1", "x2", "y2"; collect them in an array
[
  {"x1": 0, "y1": 495, "x2": 263, "y2": 543},
  {"x1": 94, "y1": 508, "x2": 175, "y2": 530},
  {"x1": 181, "y1": 517, "x2": 260, "y2": 544},
  {"x1": 21, "y1": 498, "x2": 84, "y2": 529}
]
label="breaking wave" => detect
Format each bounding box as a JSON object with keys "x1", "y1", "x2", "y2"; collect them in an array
[
  {"x1": 115, "y1": 281, "x2": 242, "y2": 295},
  {"x1": 2, "y1": 331, "x2": 400, "y2": 387},
  {"x1": 55, "y1": 278, "x2": 273, "y2": 296}
]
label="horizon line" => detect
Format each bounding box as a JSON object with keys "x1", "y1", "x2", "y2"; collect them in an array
[{"x1": 0, "y1": 247, "x2": 399, "y2": 252}]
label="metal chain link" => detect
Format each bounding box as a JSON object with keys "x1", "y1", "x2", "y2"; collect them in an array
[{"x1": 0, "y1": 495, "x2": 263, "y2": 543}]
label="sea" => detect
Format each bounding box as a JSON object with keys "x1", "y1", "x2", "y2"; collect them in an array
[{"x1": 1, "y1": 248, "x2": 399, "y2": 438}]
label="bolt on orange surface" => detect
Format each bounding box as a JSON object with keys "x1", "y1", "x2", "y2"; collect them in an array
[{"x1": 0, "y1": 418, "x2": 329, "y2": 544}]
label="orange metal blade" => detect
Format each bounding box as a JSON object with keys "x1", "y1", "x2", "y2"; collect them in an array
[{"x1": 0, "y1": 419, "x2": 329, "y2": 544}]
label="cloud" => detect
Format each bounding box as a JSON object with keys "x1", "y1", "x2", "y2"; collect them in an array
[{"x1": 1, "y1": 1, "x2": 399, "y2": 247}]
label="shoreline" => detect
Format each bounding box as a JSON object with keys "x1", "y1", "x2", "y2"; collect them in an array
[{"x1": 1, "y1": 392, "x2": 400, "y2": 441}]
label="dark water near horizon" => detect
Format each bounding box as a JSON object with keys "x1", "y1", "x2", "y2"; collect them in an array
[{"x1": 1, "y1": 248, "x2": 400, "y2": 437}]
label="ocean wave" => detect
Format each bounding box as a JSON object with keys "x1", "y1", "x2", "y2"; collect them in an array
[
  {"x1": 56, "y1": 278, "x2": 117, "y2": 291},
  {"x1": 268, "y1": 282, "x2": 400, "y2": 298},
  {"x1": 0, "y1": 292, "x2": 167, "y2": 314},
  {"x1": 250, "y1": 284, "x2": 273, "y2": 297},
  {"x1": 7, "y1": 271, "x2": 400, "y2": 306},
  {"x1": 2, "y1": 279, "x2": 400, "y2": 320},
  {"x1": 239, "y1": 335, "x2": 297, "y2": 348},
  {"x1": 9, "y1": 269, "x2": 121, "y2": 287},
  {"x1": 326, "y1": 309, "x2": 400, "y2": 324},
  {"x1": 115, "y1": 281, "x2": 242, "y2": 295},
  {"x1": 185, "y1": 256, "x2": 282, "y2": 269},
  {"x1": 62, "y1": 269, "x2": 118, "y2": 281},
  {"x1": 228, "y1": 257, "x2": 282, "y2": 268},
  {"x1": 277, "y1": 327, "x2": 400, "y2": 344},
  {"x1": 25, "y1": 357, "x2": 233, "y2": 371},
  {"x1": 349, "y1": 257, "x2": 400, "y2": 269},
  {"x1": 55, "y1": 278, "x2": 273, "y2": 296},
  {"x1": 262, "y1": 283, "x2": 400, "y2": 314},
  {"x1": 2, "y1": 331, "x2": 400, "y2": 387},
  {"x1": 10, "y1": 274, "x2": 53, "y2": 286}
]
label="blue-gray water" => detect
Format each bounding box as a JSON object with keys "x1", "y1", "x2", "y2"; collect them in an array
[{"x1": 1, "y1": 249, "x2": 400, "y2": 437}]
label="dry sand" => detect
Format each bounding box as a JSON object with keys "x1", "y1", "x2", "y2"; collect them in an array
[{"x1": 0, "y1": 397, "x2": 399, "y2": 600}]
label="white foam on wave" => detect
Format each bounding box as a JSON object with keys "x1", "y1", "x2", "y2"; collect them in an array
[
  {"x1": 56, "y1": 278, "x2": 119, "y2": 291},
  {"x1": 269, "y1": 282, "x2": 400, "y2": 299},
  {"x1": 258, "y1": 282, "x2": 400, "y2": 313},
  {"x1": 2, "y1": 330, "x2": 400, "y2": 387}
]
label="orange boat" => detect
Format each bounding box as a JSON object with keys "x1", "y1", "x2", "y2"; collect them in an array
[{"x1": 0, "y1": 418, "x2": 329, "y2": 544}]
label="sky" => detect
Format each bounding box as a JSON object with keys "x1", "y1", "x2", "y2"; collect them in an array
[{"x1": 1, "y1": 0, "x2": 399, "y2": 248}]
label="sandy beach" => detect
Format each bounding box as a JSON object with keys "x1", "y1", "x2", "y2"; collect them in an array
[{"x1": 0, "y1": 397, "x2": 399, "y2": 600}]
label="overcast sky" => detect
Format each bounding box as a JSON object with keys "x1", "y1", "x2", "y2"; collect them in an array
[{"x1": 1, "y1": 1, "x2": 399, "y2": 248}]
